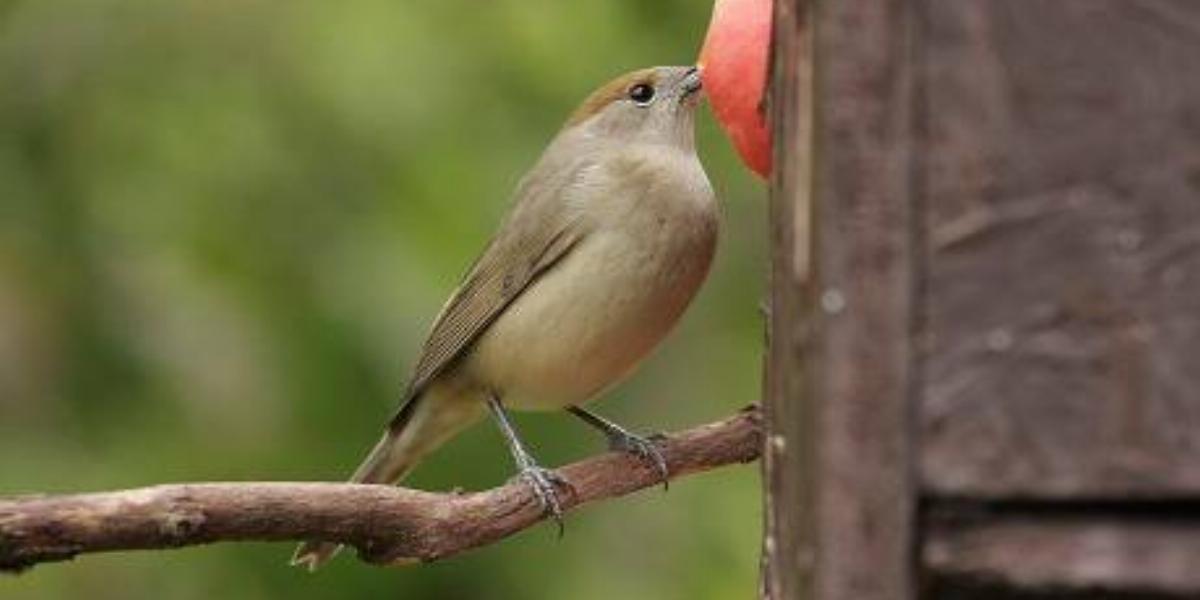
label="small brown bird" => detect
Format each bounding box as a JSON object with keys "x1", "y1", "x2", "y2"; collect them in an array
[{"x1": 292, "y1": 65, "x2": 716, "y2": 570}]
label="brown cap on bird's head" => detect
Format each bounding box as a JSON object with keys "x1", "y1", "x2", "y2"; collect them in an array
[
  {"x1": 561, "y1": 66, "x2": 703, "y2": 142},
  {"x1": 567, "y1": 68, "x2": 663, "y2": 127}
]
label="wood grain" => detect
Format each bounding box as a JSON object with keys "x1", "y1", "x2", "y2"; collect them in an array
[
  {"x1": 764, "y1": 0, "x2": 918, "y2": 598},
  {"x1": 918, "y1": 0, "x2": 1200, "y2": 498},
  {"x1": 926, "y1": 515, "x2": 1200, "y2": 595},
  {"x1": 762, "y1": 0, "x2": 812, "y2": 596}
]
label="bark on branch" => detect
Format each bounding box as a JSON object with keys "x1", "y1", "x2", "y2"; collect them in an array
[{"x1": 1, "y1": 406, "x2": 761, "y2": 574}]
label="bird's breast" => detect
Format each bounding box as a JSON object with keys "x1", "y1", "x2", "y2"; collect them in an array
[{"x1": 466, "y1": 184, "x2": 717, "y2": 410}]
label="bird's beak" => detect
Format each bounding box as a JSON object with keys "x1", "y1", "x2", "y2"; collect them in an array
[{"x1": 681, "y1": 66, "x2": 703, "y2": 99}]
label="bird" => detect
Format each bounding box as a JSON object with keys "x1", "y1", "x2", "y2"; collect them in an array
[{"x1": 291, "y1": 65, "x2": 717, "y2": 571}]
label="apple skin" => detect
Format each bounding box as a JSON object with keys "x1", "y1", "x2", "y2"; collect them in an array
[{"x1": 699, "y1": 0, "x2": 772, "y2": 178}]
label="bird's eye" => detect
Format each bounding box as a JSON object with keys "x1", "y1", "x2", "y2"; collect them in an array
[{"x1": 628, "y1": 83, "x2": 656, "y2": 106}]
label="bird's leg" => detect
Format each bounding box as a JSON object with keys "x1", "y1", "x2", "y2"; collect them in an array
[
  {"x1": 486, "y1": 393, "x2": 571, "y2": 536},
  {"x1": 567, "y1": 406, "x2": 670, "y2": 490}
]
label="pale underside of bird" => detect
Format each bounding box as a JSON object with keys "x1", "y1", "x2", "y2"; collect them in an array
[{"x1": 293, "y1": 65, "x2": 716, "y2": 571}]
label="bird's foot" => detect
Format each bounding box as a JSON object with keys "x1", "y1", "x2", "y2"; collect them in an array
[
  {"x1": 608, "y1": 430, "x2": 671, "y2": 491},
  {"x1": 514, "y1": 463, "x2": 573, "y2": 537}
]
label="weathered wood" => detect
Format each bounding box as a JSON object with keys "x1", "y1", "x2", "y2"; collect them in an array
[
  {"x1": 774, "y1": 0, "x2": 1200, "y2": 596},
  {"x1": 918, "y1": 0, "x2": 1200, "y2": 498},
  {"x1": 762, "y1": 0, "x2": 812, "y2": 597},
  {"x1": 0, "y1": 408, "x2": 761, "y2": 573},
  {"x1": 764, "y1": 0, "x2": 917, "y2": 598},
  {"x1": 926, "y1": 515, "x2": 1200, "y2": 596}
]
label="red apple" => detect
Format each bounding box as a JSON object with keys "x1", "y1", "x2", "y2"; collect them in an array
[{"x1": 698, "y1": 0, "x2": 773, "y2": 178}]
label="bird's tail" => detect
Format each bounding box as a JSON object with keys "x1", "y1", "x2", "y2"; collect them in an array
[{"x1": 290, "y1": 385, "x2": 484, "y2": 571}]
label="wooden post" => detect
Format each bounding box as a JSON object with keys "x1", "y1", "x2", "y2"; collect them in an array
[
  {"x1": 764, "y1": 1, "x2": 917, "y2": 599},
  {"x1": 765, "y1": 0, "x2": 1200, "y2": 598}
]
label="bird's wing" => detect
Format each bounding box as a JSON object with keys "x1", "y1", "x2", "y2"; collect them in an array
[{"x1": 388, "y1": 159, "x2": 593, "y2": 430}]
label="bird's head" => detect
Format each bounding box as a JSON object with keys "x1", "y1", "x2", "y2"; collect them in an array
[{"x1": 562, "y1": 66, "x2": 704, "y2": 150}]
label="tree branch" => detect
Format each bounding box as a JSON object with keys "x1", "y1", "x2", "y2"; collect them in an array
[{"x1": 1, "y1": 405, "x2": 762, "y2": 574}]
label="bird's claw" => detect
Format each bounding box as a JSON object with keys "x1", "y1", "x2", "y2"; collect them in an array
[
  {"x1": 515, "y1": 465, "x2": 573, "y2": 538},
  {"x1": 609, "y1": 431, "x2": 671, "y2": 491}
]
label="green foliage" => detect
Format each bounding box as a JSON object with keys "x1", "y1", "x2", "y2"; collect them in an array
[{"x1": 0, "y1": 0, "x2": 765, "y2": 598}]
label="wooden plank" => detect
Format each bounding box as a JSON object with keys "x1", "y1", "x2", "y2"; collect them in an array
[
  {"x1": 918, "y1": 0, "x2": 1200, "y2": 498},
  {"x1": 761, "y1": 0, "x2": 814, "y2": 596},
  {"x1": 925, "y1": 516, "x2": 1200, "y2": 596},
  {"x1": 763, "y1": 0, "x2": 917, "y2": 598}
]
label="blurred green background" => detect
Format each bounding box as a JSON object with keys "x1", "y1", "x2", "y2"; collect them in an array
[{"x1": 0, "y1": 0, "x2": 765, "y2": 598}]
